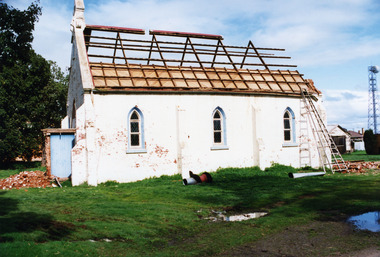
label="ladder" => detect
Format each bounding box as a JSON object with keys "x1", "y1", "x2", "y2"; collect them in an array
[
  {"x1": 299, "y1": 95, "x2": 312, "y2": 167},
  {"x1": 301, "y1": 90, "x2": 348, "y2": 173}
]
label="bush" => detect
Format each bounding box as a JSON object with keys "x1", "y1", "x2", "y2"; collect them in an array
[{"x1": 363, "y1": 129, "x2": 376, "y2": 154}]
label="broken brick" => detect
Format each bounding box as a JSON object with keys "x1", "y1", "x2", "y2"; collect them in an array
[{"x1": 0, "y1": 171, "x2": 57, "y2": 190}]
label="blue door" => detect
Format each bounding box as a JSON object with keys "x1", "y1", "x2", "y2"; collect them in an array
[{"x1": 50, "y1": 134, "x2": 75, "y2": 177}]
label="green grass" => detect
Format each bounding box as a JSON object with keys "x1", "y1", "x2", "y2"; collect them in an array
[
  {"x1": 1, "y1": 164, "x2": 380, "y2": 256},
  {"x1": 342, "y1": 150, "x2": 380, "y2": 162}
]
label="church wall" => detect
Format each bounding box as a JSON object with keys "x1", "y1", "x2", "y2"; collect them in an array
[{"x1": 74, "y1": 93, "x2": 311, "y2": 185}]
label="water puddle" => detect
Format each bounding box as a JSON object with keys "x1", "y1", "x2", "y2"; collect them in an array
[
  {"x1": 206, "y1": 211, "x2": 268, "y2": 222},
  {"x1": 347, "y1": 211, "x2": 380, "y2": 232},
  {"x1": 223, "y1": 212, "x2": 268, "y2": 222},
  {"x1": 88, "y1": 238, "x2": 112, "y2": 242}
]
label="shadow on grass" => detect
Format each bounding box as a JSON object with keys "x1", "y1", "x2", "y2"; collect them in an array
[
  {"x1": 297, "y1": 178, "x2": 380, "y2": 221},
  {"x1": 184, "y1": 166, "x2": 380, "y2": 219},
  {"x1": 0, "y1": 191, "x2": 76, "y2": 242},
  {"x1": 184, "y1": 167, "x2": 298, "y2": 210}
]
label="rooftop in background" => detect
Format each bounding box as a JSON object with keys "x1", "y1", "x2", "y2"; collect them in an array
[
  {"x1": 347, "y1": 130, "x2": 364, "y2": 139},
  {"x1": 83, "y1": 24, "x2": 321, "y2": 96},
  {"x1": 327, "y1": 125, "x2": 350, "y2": 134}
]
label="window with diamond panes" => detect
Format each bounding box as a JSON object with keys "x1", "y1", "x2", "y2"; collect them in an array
[
  {"x1": 283, "y1": 111, "x2": 291, "y2": 142},
  {"x1": 130, "y1": 111, "x2": 140, "y2": 146},
  {"x1": 213, "y1": 110, "x2": 223, "y2": 144}
]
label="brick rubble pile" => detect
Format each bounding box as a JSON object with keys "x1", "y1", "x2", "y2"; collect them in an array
[
  {"x1": 0, "y1": 171, "x2": 56, "y2": 190},
  {"x1": 344, "y1": 161, "x2": 379, "y2": 173}
]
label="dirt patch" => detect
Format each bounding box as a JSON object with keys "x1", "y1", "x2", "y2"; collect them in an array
[
  {"x1": 217, "y1": 221, "x2": 380, "y2": 256},
  {"x1": 343, "y1": 247, "x2": 380, "y2": 257}
]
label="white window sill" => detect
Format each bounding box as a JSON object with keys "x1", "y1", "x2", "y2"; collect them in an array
[
  {"x1": 211, "y1": 145, "x2": 229, "y2": 151},
  {"x1": 126, "y1": 148, "x2": 147, "y2": 154},
  {"x1": 282, "y1": 143, "x2": 298, "y2": 147}
]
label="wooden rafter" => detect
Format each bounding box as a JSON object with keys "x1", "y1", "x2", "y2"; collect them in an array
[
  {"x1": 84, "y1": 24, "x2": 320, "y2": 96},
  {"x1": 84, "y1": 25, "x2": 294, "y2": 69}
]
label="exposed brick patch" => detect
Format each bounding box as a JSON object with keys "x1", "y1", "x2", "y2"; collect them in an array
[{"x1": 154, "y1": 145, "x2": 169, "y2": 158}]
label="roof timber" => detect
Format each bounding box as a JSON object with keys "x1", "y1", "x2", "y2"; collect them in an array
[
  {"x1": 86, "y1": 36, "x2": 284, "y2": 60},
  {"x1": 83, "y1": 24, "x2": 320, "y2": 95},
  {"x1": 150, "y1": 29, "x2": 223, "y2": 40},
  {"x1": 84, "y1": 24, "x2": 145, "y2": 35},
  {"x1": 90, "y1": 63, "x2": 319, "y2": 95}
]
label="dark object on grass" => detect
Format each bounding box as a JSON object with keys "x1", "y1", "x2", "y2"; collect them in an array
[
  {"x1": 183, "y1": 171, "x2": 212, "y2": 185},
  {"x1": 199, "y1": 172, "x2": 213, "y2": 183}
]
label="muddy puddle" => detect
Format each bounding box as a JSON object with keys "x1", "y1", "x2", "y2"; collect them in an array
[
  {"x1": 347, "y1": 211, "x2": 380, "y2": 232},
  {"x1": 206, "y1": 211, "x2": 268, "y2": 222}
]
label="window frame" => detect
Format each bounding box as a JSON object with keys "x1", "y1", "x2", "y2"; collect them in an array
[
  {"x1": 127, "y1": 107, "x2": 147, "y2": 154},
  {"x1": 211, "y1": 107, "x2": 229, "y2": 150},
  {"x1": 283, "y1": 107, "x2": 297, "y2": 146}
]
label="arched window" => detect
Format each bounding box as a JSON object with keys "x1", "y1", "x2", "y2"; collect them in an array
[
  {"x1": 283, "y1": 107, "x2": 295, "y2": 143},
  {"x1": 211, "y1": 107, "x2": 228, "y2": 150},
  {"x1": 127, "y1": 107, "x2": 146, "y2": 153},
  {"x1": 213, "y1": 110, "x2": 223, "y2": 144},
  {"x1": 130, "y1": 110, "x2": 141, "y2": 146}
]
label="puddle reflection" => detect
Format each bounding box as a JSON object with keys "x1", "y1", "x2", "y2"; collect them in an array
[
  {"x1": 347, "y1": 211, "x2": 380, "y2": 232},
  {"x1": 206, "y1": 211, "x2": 268, "y2": 222}
]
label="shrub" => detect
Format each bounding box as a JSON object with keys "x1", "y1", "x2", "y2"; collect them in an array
[{"x1": 364, "y1": 129, "x2": 376, "y2": 154}]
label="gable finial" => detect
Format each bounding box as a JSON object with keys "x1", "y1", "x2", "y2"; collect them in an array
[{"x1": 71, "y1": 0, "x2": 85, "y2": 31}]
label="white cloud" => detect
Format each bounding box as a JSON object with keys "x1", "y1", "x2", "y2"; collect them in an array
[
  {"x1": 32, "y1": 2, "x2": 72, "y2": 68},
  {"x1": 8, "y1": 0, "x2": 380, "y2": 69},
  {"x1": 323, "y1": 89, "x2": 368, "y2": 130},
  {"x1": 5, "y1": 0, "x2": 73, "y2": 68},
  {"x1": 246, "y1": 0, "x2": 380, "y2": 67},
  {"x1": 84, "y1": 0, "x2": 227, "y2": 33},
  {"x1": 5, "y1": 0, "x2": 380, "y2": 130}
]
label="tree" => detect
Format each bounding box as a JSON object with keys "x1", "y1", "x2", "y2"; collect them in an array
[
  {"x1": 0, "y1": 1, "x2": 68, "y2": 163},
  {"x1": 0, "y1": 1, "x2": 41, "y2": 66},
  {"x1": 363, "y1": 129, "x2": 377, "y2": 155}
]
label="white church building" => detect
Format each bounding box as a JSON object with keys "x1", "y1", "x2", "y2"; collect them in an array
[{"x1": 62, "y1": 0, "x2": 327, "y2": 186}]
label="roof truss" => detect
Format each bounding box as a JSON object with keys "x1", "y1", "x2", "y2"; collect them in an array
[
  {"x1": 83, "y1": 25, "x2": 295, "y2": 71},
  {"x1": 83, "y1": 25, "x2": 320, "y2": 96}
]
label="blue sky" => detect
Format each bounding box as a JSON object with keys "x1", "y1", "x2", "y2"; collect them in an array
[{"x1": 6, "y1": 0, "x2": 380, "y2": 131}]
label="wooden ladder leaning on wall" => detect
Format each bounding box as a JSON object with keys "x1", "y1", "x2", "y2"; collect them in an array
[{"x1": 300, "y1": 90, "x2": 348, "y2": 173}]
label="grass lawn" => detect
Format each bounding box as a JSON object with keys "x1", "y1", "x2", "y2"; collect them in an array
[
  {"x1": 0, "y1": 161, "x2": 44, "y2": 179},
  {"x1": 342, "y1": 150, "x2": 380, "y2": 162},
  {"x1": 1, "y1": 163, "x2": 380, "y2": 256}
]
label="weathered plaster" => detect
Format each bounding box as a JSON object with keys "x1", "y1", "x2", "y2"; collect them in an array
[
  {"x1": 69, "y1": 93, "x2": 323, "y2": 185},
  {"x1": 66, "y1": 0, "x2": 326, "y2": 186},
  {"x1": 71, "y1": 104, "x2": 87, "y2": 185}
]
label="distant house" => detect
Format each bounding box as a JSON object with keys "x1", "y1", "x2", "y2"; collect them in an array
[
  {"x1": 347, "y1": 130, "x2": 364, "y2": 151},
  {"x1": 327, "y1": 125, "x2": 352, "y2": 154}
]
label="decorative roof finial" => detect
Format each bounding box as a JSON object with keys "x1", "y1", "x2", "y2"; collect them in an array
[{"x1": 71, "y1": 0, "x2": 85, "y2": 31}]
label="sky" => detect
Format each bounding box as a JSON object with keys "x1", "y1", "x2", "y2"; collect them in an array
[{"x1": 5, "y1": 0, "x2": 380, "y2": 132}]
